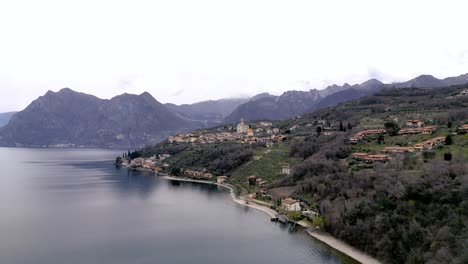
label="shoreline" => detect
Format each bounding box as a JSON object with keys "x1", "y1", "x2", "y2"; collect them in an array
[
  {"x1": 162, "y1": 175, "x2": 277, "y2": 218},
  {"x1": 161, "y1": 175, "x2": 381, "y2": 264}
]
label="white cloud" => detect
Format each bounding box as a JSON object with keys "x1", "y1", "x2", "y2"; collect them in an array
[{"x1": 0, "y1": 0, "x2": 467, "y2": 111}]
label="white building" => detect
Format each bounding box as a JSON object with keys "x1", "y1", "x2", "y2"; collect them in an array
[
  {"x1": 259, "y1": 121, "x2": 273, "y2": 127},
  {"x1": 237, "y1": 119, "x2": 249, "y2": 133},
  {"x1": 282, "y1": 198, "x2": 301, "y2": 211},
  {"x1": 282, "y1": 165, "x2": 291, "y2": 175}
]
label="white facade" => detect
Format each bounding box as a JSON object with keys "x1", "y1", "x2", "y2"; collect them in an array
[
  {"x1": 282, "y1": 198, "x2": 301, "y2": 211},
  {"x1": 237, "y1": 119, "x2": 249, "y2": 133}
]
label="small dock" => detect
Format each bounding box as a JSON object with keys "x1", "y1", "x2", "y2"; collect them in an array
[{"x1": 276, "y1": 214, "x2": 290, "y2": 224}]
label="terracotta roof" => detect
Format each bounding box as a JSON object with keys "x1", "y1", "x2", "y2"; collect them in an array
[{"x1": 282, "y1": 198, "x2": 298, "y2": 205}]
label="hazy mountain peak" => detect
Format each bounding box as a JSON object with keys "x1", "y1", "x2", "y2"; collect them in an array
[
  {"x1": 414, "y1": 74, "x2": 438, "y2": 81},
  {"x1": 140, "y1": 91, "x2": 152, "y2": 97},
  {"x1": 361, "y1": 78, "x2": 383, "y2": 86},
  {"x1": 58, "y1": 87, "x2": 73, "y2": 93},
  {"x1": 250, "y1": 92, "x2": 275, "y2": 101},
  {"x1": 139, "y1": 91, "x2": 158, "y2": 102}
]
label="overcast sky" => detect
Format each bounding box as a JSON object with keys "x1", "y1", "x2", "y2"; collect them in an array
[{"x1": 0, "y1": 0, "x2": 467, "y2": 112}]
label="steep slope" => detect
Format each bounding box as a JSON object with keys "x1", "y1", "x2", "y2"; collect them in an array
[
  {"x1": 0, "y1": 88, "x2": 192, "y2": 148},
  {"x1": 224, "y1": 80, "x2": 382, "y2": 123},
  {"x1": 308, "y1": 79, "x2": 385, "y2": 112},
  {"x1": 223, "y1": 89, "x2": 324, "y2": 123},
  {"x1": 0, "y1": 112, "x2": 17, "y2": 127}
]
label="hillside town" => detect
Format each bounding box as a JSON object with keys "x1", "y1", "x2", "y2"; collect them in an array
[
  {"x1": 119, "y1": 115, "x2": 467, "y2": 221},
  {"x1": 167, "y1": 119, "x2": 284, "y2": 146},
  {"x1": 348, "y1": 120, "x2": 468, "y2": 164}
]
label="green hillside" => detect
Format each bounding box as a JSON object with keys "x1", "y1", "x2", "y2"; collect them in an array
[{"x1": 130, "y1": 85, "x2": 468, "y2": 264}]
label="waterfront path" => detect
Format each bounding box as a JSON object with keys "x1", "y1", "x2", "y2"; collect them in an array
[{"x1": 161, "y1": 175, "x2": 381, "y2": 264}]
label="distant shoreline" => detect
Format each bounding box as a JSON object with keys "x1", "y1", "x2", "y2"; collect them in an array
[{"x1": 160, "y1": 175, "x2": 381, "y2": 264}]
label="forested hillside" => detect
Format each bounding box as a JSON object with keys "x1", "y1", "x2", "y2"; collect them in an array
[{"x1": 130, "y1": 85, "x2": 468, "y2": 263}]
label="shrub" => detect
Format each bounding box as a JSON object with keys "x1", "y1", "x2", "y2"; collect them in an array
[{"x1": 443, "y1": 152, "x2": 452, "y2": 161}]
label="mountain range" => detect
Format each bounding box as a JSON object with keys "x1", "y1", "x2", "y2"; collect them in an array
[
  {"x1": 0, "y1": 89, "x2": 194, "y2": 148},
  {"x1": 1, "y1": 73, "x2": 467, "y2": 147},
  {"x1": 164, "y1": 98, "x2": 249, "y2": 126},
  {"x1": 223, "y1": 73, "x2": 468, "y2": 123}
]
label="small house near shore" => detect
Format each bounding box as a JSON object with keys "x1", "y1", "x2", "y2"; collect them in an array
[
  {"x1": 282, "y1": 198, "x2": 301, "y2": 211},
  {"x1": 217, "y1": 176, "x2": 228, "y2": 184}
]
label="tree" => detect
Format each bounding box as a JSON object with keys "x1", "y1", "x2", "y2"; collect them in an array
[
  {"x1": 447, "y1": 120, "x2": 452, "y2": 128},
  {"x1": 377, "y1": 134, "x2": 385, "y2": 144},
  {"x1": 445, "y1": 135, "x2": 453, "y2": 145},
  {"x1": 339, "y1": 121, "x2": 344, "y2": 131},
  {"x1": 384, "y1": 121, "x2": 400, "y2": 136},
  {"x1": 171, "y1": 167, "x2": 181, "y2": 176},
  {"x1": 347, "y1": 122, "x2": 352, "y2": 130},
  {"x1": 115, "y1": 157, "x2": 122, "y2": 165},
  {"x1": 129, "y1": 151, "x2": 141, "y2": 159},
  {"x1": 443, "y1": 152, "x2": 452, "y2": 161},
  {"x1": 316, "y1": 126, "x2": 322, "y2": 135}
]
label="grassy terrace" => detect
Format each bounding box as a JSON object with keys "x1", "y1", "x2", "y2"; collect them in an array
[{"x1": 230, "y1": 143, "x2": 291, "y2": 194}]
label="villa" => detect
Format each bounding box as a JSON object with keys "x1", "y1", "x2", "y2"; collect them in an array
[
  {"x1": 459, "y1": 124, "x2": 468, "y2": 132},
  {"x1": 413, "y1": 136, "x2": 446, "y2": 151},
  {"x1": 406, "y1": 120, "x2": 423, "y2": 127},
  {"x1": 282, "y1": 198, "x2": 301, "y2": 211}
]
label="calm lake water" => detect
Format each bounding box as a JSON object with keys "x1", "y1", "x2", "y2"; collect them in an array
[{"x1": 0, "y1": 148, "x2": 354, "y2": 264}]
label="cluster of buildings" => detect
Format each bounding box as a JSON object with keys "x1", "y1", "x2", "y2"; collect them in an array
[
  {"x1": 182, "y1": 169, "x2": 214, "y2": 179},
  {"x1": 349, "y1": 119, "x2": 440, "y2": 144},
  {"x1": 352, "y1": 153, "x2": 390, "y2": 163},
  {"x1": 398, "y1": 119, "x2": 438, "y2": 135},
  {"x1": 413, "y1": 136, "x2": 446, "y2": 151},
  {"x1": 353, "y1": 135, "x2": 448, "y2": 163},
  {"x1": 168, "y1": 120, "x2": 283, "y2": 146},
  {"x1": 398, "y1": 126, "x2": 436, "y2": 135},
  {"x1": 349, "y1": 129, "x2": 387, "y2": 144},
  {"x1": 381, "y1": 136, "x2": 446, "y2": 154},
  {"x1": 124, "y1": 155, "x2": 170, "y2": 172}
]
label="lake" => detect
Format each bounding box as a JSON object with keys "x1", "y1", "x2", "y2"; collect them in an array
[{"x1": 0, "y1": 148, "x2": 354, "y2": 264}]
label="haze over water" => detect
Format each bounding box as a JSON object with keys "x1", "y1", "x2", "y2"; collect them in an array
[{"x1": 0, "y1": 148, "x2": 351, "y2": 264}]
